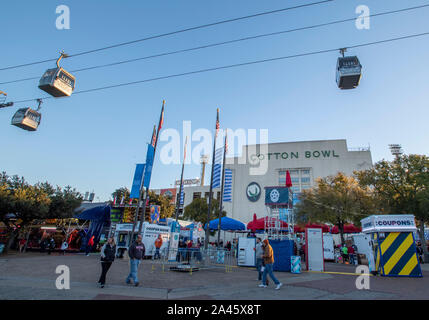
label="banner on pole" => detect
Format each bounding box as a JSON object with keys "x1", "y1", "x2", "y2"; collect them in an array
[
  {"x1": 143, "y1": 144, "x2": 155, "y2": 188},
  {"x1": 130, "y1": 164, "x2": 145, "y2": 199}
]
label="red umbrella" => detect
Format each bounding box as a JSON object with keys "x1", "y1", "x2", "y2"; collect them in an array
[
  {"x1": 305, "y1": 223, "x2": 330, "y2": 233},
  {"x1": 331, "y1": 224, "x2": 362, "y2": 234},
  {"x1": 247, "y1": 216, "x2": 288, "y2": 231},
  {"x1": 294, "y1": 225, "x2": 305, "y2": 233}
]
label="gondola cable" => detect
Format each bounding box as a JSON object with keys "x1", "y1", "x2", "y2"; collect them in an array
[
  {"x1": 1, "y1": 3, "x2": 429, "y2": 86},
  {"x1": 8, "y1": 30, "x2": 429, "y2": 106},
  {"x1": 0, "y1": 0, "x2": 335, "y2": 71}
]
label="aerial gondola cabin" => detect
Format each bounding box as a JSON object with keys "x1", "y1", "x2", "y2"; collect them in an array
[
  {"x1": 11, "y1": 108, "x2": 42, "y2": 131},
  {"x1": 336, "y1": 56, "x2": 362, "y2": 90},
  {"x1": 38, "y1": 67, "x2": 75, "y2": 97}
]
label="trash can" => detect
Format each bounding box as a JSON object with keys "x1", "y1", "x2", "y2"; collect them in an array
[{"x1": 0, "y1": 244, "x2": 5, "y2": 254}]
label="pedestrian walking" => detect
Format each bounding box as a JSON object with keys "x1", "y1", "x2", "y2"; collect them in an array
[
  {"x1": 126, "y1": 235, "x2": 145, "y2": 287},
  {"x1": 416, "y1": 242, "x2": 424, "y2": 264},
  {"x1": 61, "y1": 239, "x2": 69, "y2": 255},
  {"x1": 98, "y1": 237, "x2": 116, "y2": 288},
  {"x1": 348, "y1": 244, "x2": 356, "y2": 265},
  {"x1": 18, "y1": 238, "x2": 26, "y2": 253},
  {"x1": 259, "y1": 239, "x2": 282, "y2": 290},
  {"x1": 154, "y1": 234, "x2": 163, "y2": 260},
  {"x1": 341, "y1": 244, "x2": 348, "y2": 264},
  {"x1": 86, "y1": 235, "x2": 95, "y2": 256},
  {"x1": 47, "y1": 237, "x2": 55, "y2": 255},
  {"x1": 255, "y1": 238, "x2": 264, "y2": 281}
]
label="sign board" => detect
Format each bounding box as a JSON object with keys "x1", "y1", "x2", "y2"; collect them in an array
[
  {"x1": 110, "y1": 207, "x2": 124, "y2": 223},
  {"x1": 306, "y1": 228, "x2": 325, "y2": 272},
  {"x1": 175, "y1": 178, "x2": 200, "y2": 186},
  {"x1": 141, "y1": 223, "x2": 170, "y2": 256},
  {"x1": 237, "y1": 237, "x2": 256, "y2": 267},
  {"x1": 264, "y1": 187, "x2": 293, "y2": 207},
  {"x1": 168, "y1": 232, "x2": 180, "y2": 261},
  {"x1": 361, "y1": 215, "x2": 416, "y2": 233},
  {"x1": 323, "y1": 234, "x2": 335, "y2": 260}
]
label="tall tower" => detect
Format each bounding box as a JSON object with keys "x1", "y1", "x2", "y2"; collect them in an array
[
  {"x1": 200, "y1": 155, "x2": 209, "y2": 186},
  {"x1": 389, "y1": 144, "x2": 403, "y2": 158}
]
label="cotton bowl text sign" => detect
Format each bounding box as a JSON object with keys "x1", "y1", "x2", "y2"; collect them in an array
[
  {"x1": 251, "y1": 150, "x2": 340, "y2": 161},
  {"x1": 361, "y1": 215, "x2": 416, "y2": 233}
]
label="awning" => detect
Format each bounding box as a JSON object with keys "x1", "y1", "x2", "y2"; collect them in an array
[
  {"x1": 205, "y1": 217, "x2": 246, "y2": 231},
  {"x1": 74, "y1": 204, "x2": 110, "y2": 221}
]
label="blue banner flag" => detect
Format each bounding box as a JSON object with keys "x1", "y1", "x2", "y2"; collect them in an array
[
  {"x1": 143, "y1": 144, "x2": 155, "y2": 188},
  {"x1": 130, "y1": 164, "x2": 145, "y2": 199},
  {"x1": 212, "y1": 147, "x2": 223, "y2": 188},
  {"x1": 223, "y1": 169, "x2": 233, "y2": 202},
  {"x1": 179, "y1": 186, "x2": 184, "y2": 206}
]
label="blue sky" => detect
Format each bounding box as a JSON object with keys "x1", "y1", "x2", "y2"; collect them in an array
[{"x1": 1, "y1": 0, "x2": 428, "y2": 201}]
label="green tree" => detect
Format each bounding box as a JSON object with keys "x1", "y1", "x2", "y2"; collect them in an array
[
  {"x1": 183, "y1": 198, "x2": 226, "y2": 226},
  {"x1": 356, "y1": 154, "x2": 429, "y2": 261},
  {"x1": 0, "y1": 174, "x2": 51, "y2": 252},
  {"x1": 296, "y1": 172, "x2": 376, "y2": 244},
  {"x1": 148, "y1": 191, "x2": 175, "y2": 219},
  {"x1": 111, "y1": 187, "x2": 130, "y2": 204}
]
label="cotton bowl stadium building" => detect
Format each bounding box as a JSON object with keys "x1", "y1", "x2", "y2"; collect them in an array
[{"x1": 154, "y1": 139, "x2": 372, "y2": 225}]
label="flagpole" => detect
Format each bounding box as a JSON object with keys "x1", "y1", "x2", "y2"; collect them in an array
[
  {"x1": 175, "y1": 137, "x2": 188, "y2": 222},
  {"x1": 130, "y1": 123, "x2": 157, "y2": 241},
  {"x1": 137, "y1": 100, "x2": 165, "y2": 235},
  {"x1": 217, "y1": 131, "x2": 227, "y2": 247},
  {"x1": 205, "y1": 108, "x2": 219, "y2": 250}
]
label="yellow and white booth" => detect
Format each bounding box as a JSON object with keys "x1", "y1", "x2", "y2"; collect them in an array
[{"x1": 361, "y1": 215, "x2": 422, "y2": 278}]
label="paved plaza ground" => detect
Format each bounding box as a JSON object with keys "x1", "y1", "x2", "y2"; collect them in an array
[{"x1": 0, "y1": 252, "x2": 428, "y2": 300}]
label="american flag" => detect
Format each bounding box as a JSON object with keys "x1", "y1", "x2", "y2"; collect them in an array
[
  {"x1": 151, "y1": 125, "x2": 157, "y2": 147},
  {"x1": 183, "y1": 136, "x2": 188, "y2": 161},
  {"x1": 215, "y1": 108, "x2": 220, "y2": 138},
  {"x1": 224, "y1": 130, "x2": 228, "y2": 154}
]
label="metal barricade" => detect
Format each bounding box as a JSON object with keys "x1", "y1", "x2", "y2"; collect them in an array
[{"x1": 148, "y1": 247, "x2": 236, "y2": 274}]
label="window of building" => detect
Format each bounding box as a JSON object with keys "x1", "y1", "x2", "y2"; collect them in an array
[
  {"x1": 278, "y1": 168, "x2": 313, "y2": 193},
  {"x1": 217, "y1": 191, "x2": 221, "y2": 200},
  {"x1": 193, "y1": 192, "x2": 201, "y2": 199}
]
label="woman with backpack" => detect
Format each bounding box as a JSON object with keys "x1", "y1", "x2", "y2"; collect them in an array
[{"x1": 98, "y1": 237, "x2": 116, "y2": 288}]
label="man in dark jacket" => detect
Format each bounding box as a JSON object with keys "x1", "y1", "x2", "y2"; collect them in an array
[{"x1": 126, "y1": 235, "x2": 145, "y2": 286}]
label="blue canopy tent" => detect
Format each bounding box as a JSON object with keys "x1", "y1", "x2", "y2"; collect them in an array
[
  {"x1": 75, "y1": 204, "x2": 110, "y2": 252},
  {"x1": 205, "y1": 217, "x2": 246, "y2": 231}
]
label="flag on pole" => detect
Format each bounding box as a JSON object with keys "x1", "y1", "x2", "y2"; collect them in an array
[
  {"x1": 143, "y1": 144, "x2": 155, "y2": 189},
  {"x1": 215, "y1": 108, "x2": 220, "y2": 138},
  {"x1": 212, "y1": 147, "x2": 223, "y2": 188},
  {"x1": 113, "y1": 196, "x2": 117, "y2": 206},
  {"x1": 179, "y1": 187, "x2": 184, "y2": 206},
  {"x1": 158, "y1": 101, "x2": 165, "y2": 131},
  {"x1": 223, "y1": 169, "x2": 233, "y2": 202},
  {"x1": 151, "y1": 125, "x2": 157, "y2": 147},
  {"x1": 286, "y1": 170, "x2": 293, "y2": 188},
  {"x1": 120, "y1": 196, "x2": 124, "y2": 206},
  {"x1": 225, "y1": 130, "x2": 228, "y2": 154}
]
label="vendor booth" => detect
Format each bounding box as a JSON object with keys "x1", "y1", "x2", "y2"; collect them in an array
[{"x1": 361, "y1": 215, "x2": 422, "y2": 277}]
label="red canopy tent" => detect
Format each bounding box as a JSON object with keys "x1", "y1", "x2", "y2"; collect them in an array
[
  {"x1": 331, "y1": 224, "x2": 362, "y2": 234},
  {"x1": 305, "y1": 223, "x2": 330, "y2": 233},
  {"x1": 247, "y1": 214, "x2": 288, "y2": 231}
]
